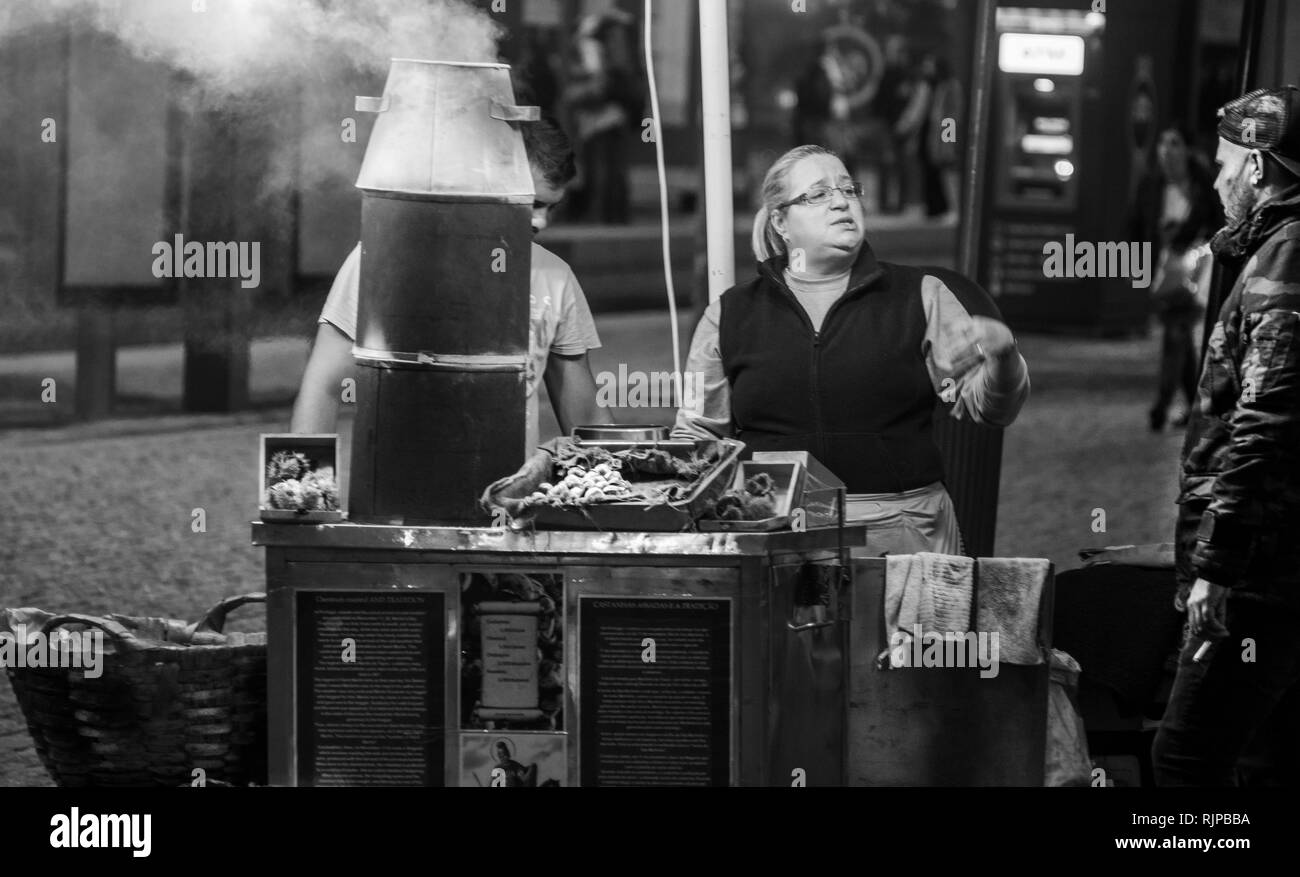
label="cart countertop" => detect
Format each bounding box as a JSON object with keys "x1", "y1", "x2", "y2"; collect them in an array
[{"x1": 251, "y1": 520, "x2": 866, "y2": 557}]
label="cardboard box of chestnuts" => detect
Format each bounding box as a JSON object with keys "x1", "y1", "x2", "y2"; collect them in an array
[{"x1": 259, "y1": 434, "x2": 344, "y2": 523}]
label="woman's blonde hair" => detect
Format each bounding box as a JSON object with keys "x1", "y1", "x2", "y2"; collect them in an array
[{"x1": 750, "y1": 144, "x2": 837, "y2": 262}]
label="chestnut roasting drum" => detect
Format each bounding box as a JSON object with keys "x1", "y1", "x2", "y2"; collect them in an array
[{"x1": 348, "y1": 59, "x2": 540, "y2": 524}]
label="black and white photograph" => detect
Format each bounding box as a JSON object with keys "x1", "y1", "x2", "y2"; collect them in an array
[{"x1": 0, "y1": 0, "x2": 1297, "y2": 855}]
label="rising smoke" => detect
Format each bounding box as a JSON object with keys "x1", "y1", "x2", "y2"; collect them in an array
[
  {"x1": 0, "y1": 1, "x2": 507, "y2": 204},
  {"x1": 0, "y1": 0, "x2": 504, "y2": 90}
]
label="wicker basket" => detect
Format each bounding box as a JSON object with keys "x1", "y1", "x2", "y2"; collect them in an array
[{"x1": 3, "y1": 593, "x2": 267, "y2": 787}]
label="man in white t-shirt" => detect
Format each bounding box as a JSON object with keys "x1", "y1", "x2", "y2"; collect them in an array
[{"x1": 290, "y1": 118, "x2": 611, "y2": 448}]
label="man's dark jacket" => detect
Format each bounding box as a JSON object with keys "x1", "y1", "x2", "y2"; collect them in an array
[{"x1": 1176, "y1": 187, "x2": 1300, "y2": 611}]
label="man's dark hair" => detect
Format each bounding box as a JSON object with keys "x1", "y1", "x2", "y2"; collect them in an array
[{"x1": 520, "y1": 116, "x2": 577, "y2": 188}]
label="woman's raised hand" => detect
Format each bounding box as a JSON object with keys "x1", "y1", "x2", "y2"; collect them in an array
[{"x1": 967, "y1": 315, "x2": 1018, "y2": 360}]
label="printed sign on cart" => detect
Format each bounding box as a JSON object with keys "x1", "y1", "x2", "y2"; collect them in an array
[
  {"x1": 295, "y1": 591, "x2": 444, "y2": 786},
  {"x1": 460, "y1": 732, "x2": 566, "y2": 787},
  {"x1": 460, "y1": 572, "x2": 564, "y2": 731},
  {"x1": 579, "y1": 596, "x2": 732, "y2": 786}
]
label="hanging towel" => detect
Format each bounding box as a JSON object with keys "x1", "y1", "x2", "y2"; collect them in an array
[
  {"x1": 975, "y1": 557, "x2": 1051, "y2": 666},
  {"x1": 883, "y1": 553, "x2": 917, "y2": 653},
  {"x1": 880, "y1": 552, "x2": 974, "y2": 668},
  {"x1": 921, "y1": 552, "x2": 975, "y2": 632}
]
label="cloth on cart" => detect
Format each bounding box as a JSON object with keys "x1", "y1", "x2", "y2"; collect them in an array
[
  {"x1": 1046, "y1": 648, "x2": 1093, "y2": 786},
  {"x1": 880, "y1": 552, "x2": 974, "y2": 667},
  {"x1": 975, "y1": 557, "x2": 1051, "y2": 666}
]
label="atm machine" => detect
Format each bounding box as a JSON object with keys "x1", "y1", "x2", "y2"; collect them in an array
[{"x1": 981, "y1": 2, "x2": 1196, "y2": 336}]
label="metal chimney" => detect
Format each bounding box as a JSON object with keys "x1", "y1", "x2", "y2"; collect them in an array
[{"x1": 348, "y1": 59, "x2": 540, "y2": 524}]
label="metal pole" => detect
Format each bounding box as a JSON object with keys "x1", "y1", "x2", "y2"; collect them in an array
[
  {"x1": 933, "y1": 0, "x2": 1001, "y2": 558},
  {"x1": 698, "y1": 0, "x2": 734, "y2": 302},
  {"x1": 1235, "y1": 0, "x2": 1265, "y2": 88},
  {"x1": 1201, "y1": 0, "x2": 1267, "y2": 365},
  {"x1": 958, "y1": 0, "x2": 997, "y2": 280}
]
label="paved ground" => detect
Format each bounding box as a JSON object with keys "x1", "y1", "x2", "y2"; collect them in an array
[{"x1": 0, "y1": 309, "x2": 1183, "y2": 786}]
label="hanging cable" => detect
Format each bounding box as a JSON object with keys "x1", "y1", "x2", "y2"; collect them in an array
[{"x1": 643, "y1": 0, "x2": 683, "y2": 404}]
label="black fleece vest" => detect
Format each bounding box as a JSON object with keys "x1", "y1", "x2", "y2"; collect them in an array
[{"x1": 719, "y1": 247, "x2": 942, "y2": 493}]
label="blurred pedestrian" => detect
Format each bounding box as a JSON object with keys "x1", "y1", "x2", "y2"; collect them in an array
[
  {"x1": 560, "y1": 9, "x2": 640, "y2": 224},
  {"x1": 1153, "y1": 86, "x2": 1300, "y2": 786},
  {"x1": 923, "y1": 55, "x2": 963, "y2": 223},
  {"x1": 511, "y1": 28, "x2": 560, "y2": 120},
  {"x1": 1128, "y1": 123, "x2": 1221, "y2": 431},
  {"x1": 869, "y1": 35, "x2": 911, "y2": 215},
  {"x1": 793, "y1": 37, "x2": 833, "y2": 147},
  {"x1": 915, "y1": 54, "x2": 967, "y2": 220},
  {"x1": 893, "y1": 55, "x2": 931, "y2": 217},
  {"x1": 821, "y1": 41, "x2": 861, "y2": 179}
]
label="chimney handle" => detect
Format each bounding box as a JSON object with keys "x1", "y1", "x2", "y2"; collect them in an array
[
  {"x1": 490, "y1": 101, "x2": 541, "y2": 122},
  {"x1": 355, "y1": 95, "x2": 390, "y2": 113}
]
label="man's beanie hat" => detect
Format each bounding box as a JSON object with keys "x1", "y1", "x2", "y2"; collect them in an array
[{"x1": 1217, "y1": 85, "x2": 1300, "y2": 178}]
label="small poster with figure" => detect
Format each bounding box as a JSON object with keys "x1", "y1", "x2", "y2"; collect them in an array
[
  {"x1": 460, "y1": 732, "x2": 567, "y2": 787},
  {"x1": 460, "y1": 571, "x2": 564, "y2": 731}
]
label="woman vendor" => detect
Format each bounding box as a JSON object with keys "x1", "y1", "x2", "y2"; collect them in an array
[{"x1": 672, "y1": 145, "x2": 1029, "y2": 555}]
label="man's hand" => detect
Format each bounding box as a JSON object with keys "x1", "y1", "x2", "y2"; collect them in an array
[{"x1": 1187, "y1": 576, "x2": 1230, "y2": 640}]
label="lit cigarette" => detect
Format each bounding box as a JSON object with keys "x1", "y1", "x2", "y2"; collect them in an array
[{"x1": 1193, "y1": 640, "x2": 1213, "y2": 663}]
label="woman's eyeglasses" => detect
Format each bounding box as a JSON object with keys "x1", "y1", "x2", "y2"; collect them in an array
[{"x1": 778, "y1": 182, "x2": 865, "y2": 209}]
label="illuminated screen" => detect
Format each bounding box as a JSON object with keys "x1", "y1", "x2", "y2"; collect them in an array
[
  {"x1": 998, "y1": 33, "x2": 1086, "y2": 75},
  {"x1": 1020, "y1": 134, "x2": 1074, "y2": 155}
]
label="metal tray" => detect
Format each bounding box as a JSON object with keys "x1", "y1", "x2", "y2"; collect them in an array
[
  {"x1": 503, "y1": 439, "x2": 745, "y2": 531},
  {"x1": 571, "y1": 424, "x2": 670, "y2": 442},
  {"x1": 572, "y1": 439, "x2": 697, "y2": 451},
  {"x1": 259, "y1": 509, "x2": 346, "y2": 525}
]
